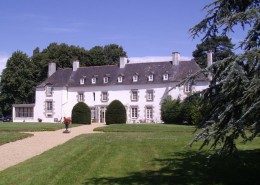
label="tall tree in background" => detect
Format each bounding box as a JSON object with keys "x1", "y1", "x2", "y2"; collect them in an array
[
  {"x1": 0, "y1": 51, "x2": 36, "y2": 115},
  {"x1": 192, "y1": 36, "x2": 234, "y2": 68},
  {"x1": 190, "y1": 0, "x2": 259, "y2": 154}
]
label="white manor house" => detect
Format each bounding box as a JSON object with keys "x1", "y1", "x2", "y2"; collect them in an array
[{"x1": 12, "y1": 51, "x2": 212, "y2": 123}]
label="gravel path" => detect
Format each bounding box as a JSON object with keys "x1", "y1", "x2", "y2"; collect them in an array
[{"x1": 0, "y1": 123, "x2": 104, "y2": 171}]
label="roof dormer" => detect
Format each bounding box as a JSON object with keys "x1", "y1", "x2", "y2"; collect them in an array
[{"x1": 133, "y1": 74, "x2": 138, "y2": 82}]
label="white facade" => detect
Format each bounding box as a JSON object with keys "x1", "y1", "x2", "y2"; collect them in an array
[{"x1": 12, "y1": 52, "x2": 211, "y2": 123}]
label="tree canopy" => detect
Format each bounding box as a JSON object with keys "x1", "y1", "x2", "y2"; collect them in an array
[
  {"x1": 192, "y1": 36, "x2": 234, "y2": 68},
  {"x1": 190, "y1": 0, "x2": 259, "y2": 154},
  {"x1": 0, "y1": 51, "x2": 36, "y2": 115}
]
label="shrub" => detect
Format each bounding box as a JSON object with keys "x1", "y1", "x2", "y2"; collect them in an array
[
  {"x1": 180, "y1": 93, "x2": 203, "y2": 125},
  {"x1": 161, "y1": 96, "x2": 182, "y2": 124},
  {"x1": 105, "y1": 100, "x2": 126, "y2": 124},
  {"x1": 71, "y1": 102, "x2": 91, "y2": 124}
]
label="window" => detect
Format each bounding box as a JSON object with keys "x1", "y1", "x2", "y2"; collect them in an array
[
  {"x1": 148, "y1": 75, "x2": 153, "y2": 81},
  {"x1": 103, "y1": 77, "x2": 108, "y2": 83},
  {"x1": 184, "y1": 82, "x2": 192, "y2": 93},
  {"x1": 80, "y1": 78, "x2": 85, "y2": 85},
  {"x1": 46, "y1": 101, "x2": 53, "y2": 111},
  {"x1": 146, "y1": 107, "x2": 153, "y2": 119},
  {"x1": 92, "y1": 78, "x2": 96, "y2": 84},
  {"x1": 78, "y1": 93, "x2": 84, "y2": 102},
  {"x1": 131, "y1": 90, "x2": 138, "y2": 101},
  {"x1": 15, "y1": 107, "x2": 33, "y2": 118},
  {"x1": 118, "y1": 76, "x2": 123, "y2": 83},
  {"x1": 163, "y1": 74, "x2": 168, "y2": 81},
  {"x1": 131, "y1": 107, "x2": 138, "y2": 119},
  {"x1": 146, "y1": 90, "x2": 154, "y2": 101},
  {"x1": 101, "y1": 92, "x2": 108, "y2": 102},
  {"x1": 93, "y1": 92, "x2": 96, "y2": 101},
  {"x1": 46, "y1": 86, "x2": 52, "y2": 96},
  {"x1": 133, "y1": 75, "x2": 138, "y2": 82}
]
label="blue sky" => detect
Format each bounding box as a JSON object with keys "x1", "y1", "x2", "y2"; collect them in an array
[{"x1": 0, "y1": 0, "x2": 245, "y2": 73}]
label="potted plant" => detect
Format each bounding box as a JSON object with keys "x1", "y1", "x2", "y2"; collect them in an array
[{"x1": 62, "y1": 117, "x2": 71, "y2": 133}]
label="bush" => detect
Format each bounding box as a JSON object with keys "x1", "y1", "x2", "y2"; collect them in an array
[
  {"x1": 105, "y1": 100, "x2": 126, "y2": 125},
  {"x1": 71, "y1": 102, "x2": 91, "y2": 124},
  {"x1": 161, "y1": 96, "x2": 182, "y2": 124},
  {"x1": 180, "y1": 93, "x2": 203, "y2": 125}
]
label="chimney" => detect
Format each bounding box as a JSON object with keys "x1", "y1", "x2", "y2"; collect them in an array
[
  {"x1": 48, "y1": 62, "x2": 56, "y2": 77},
  {"x1": 172, "y1": 51, "x2": 180, "y2": 65},
  {"x1": 207, "y1": 50, "x2": 213, "y2": 81},
  {"x1": 73, "y1": 60, "x2": 80, "y2": 71},
  {"x1": 119, "y1": 57, "x2": 128, "y2": 68},
  {"x1": 207, "y1": 50, "x2": 213, "y2": 67}
]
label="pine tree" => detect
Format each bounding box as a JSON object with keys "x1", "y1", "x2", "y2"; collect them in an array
[{"x1": 189, "y1": 0, "x2": 259, "y2": 154}]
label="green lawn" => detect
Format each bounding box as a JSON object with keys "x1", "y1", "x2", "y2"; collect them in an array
[
  {"x1": 0, "y1": 123, "x2": 82, "y2": 145},
  {"x1": 0, "y1": 124, "x2": 259, "y2": 185}
]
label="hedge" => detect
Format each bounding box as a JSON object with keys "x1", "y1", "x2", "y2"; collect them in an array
[
  {"x1": 71, "y1": 102, "x2": 91, "y2": 124},
  {"x1": 105, "y1": 100, "x2": 126, "y2": 124}
]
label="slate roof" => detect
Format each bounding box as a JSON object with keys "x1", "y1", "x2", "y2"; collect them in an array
[{"x1": 37, "y1": 60, "x2": 208, "y2": 88}]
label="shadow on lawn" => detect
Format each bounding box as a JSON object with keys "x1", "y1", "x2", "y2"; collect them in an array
[{"x1": 84, "y1": 149, "x2": 260, "y2": 185}]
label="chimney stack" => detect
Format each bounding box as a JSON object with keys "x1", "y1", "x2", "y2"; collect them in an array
[
  {"x1": 172, "y1": 51, "x2": 180, "y2": 65},
  {"x1": 48, "y1": 62, "x2": 56, "y2": 77},
  {"x1": 73, "y1": 60, "x2": 80, "y2": 71},
  {"x1": 207, "y1": 50, "x2": 213, "y2": 67},
  {"x1": 119, "y1": 57, "x2": 128, "y2": 68}
]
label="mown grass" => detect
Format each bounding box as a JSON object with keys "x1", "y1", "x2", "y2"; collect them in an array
[
  {"x1": 0, "y1": 122, "x2": 82, "y2": 145},
  {"x1": 0, "y1": 131, "x2": 33, "y2": 145},
  {"x1": 0, "y1": 124, "x2": 259, "y2": 185}
]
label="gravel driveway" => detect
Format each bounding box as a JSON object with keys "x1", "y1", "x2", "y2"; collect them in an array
[{"x1": 0, "y1": 123, "x2": 104, "y2": 171}]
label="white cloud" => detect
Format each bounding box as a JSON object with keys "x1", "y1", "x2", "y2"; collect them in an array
[{"x1": 0, "y1": 53, "x2": 9, "y2": 74}]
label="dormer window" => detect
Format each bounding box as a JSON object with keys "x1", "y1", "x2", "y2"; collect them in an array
[
  {"x1": 148, "y1": 75, "x2": 153, "y2": 82},
  {"x1": 91, "y1": 78, "x2": 96, "y2": 84},
  {"x1": 103, "y1": 77, "x2": 108, "y2": 83},
  {"x1": 118, "y1": 76, "x2": 123, "y2": 83},
  {"x1": 80, "y1": 78, "x2": 85, "y2": 85},
  {"x1": 46, "y1": 86, "x2": 53, "y2": 96},
  {"x1": 163, "y1": 74, "x2": 169, "y2": 81},
  {"x1": 133, "y1": 75, "x2": 138, "y2": 82},
  {"x1": 184, "y1": 82, "x2": 192, "y2": 93}
]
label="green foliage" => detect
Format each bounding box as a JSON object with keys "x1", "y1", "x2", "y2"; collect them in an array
[
  {"x1": 0, "y1": 51, "x2": 36, "y2": 115},
  {"x1": 161, "y1": 96, "x2": 181, "y2": 124},
  {"x1": 71, "y1": 102, "x2": 91, "y2": 124},
  {"x1": 192, "y1": 36, "x2": 234, "y2": 68},
  {"x1": 105, "y1": 100, "x2": 126, "y2": 125},
  {"x1": 88, "y1": 44, "x2": 127, "y2": 66},
  {"x1": 180, "y1": 94, "x2": 203, "y2": 125},
  {"x1": 190, "y1": 0, "x2": 260, "y2": 154}
]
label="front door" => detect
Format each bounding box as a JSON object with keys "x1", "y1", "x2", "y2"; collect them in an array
[{"x1": 99, "y1": 107, "x2": 106, "y2": 123}]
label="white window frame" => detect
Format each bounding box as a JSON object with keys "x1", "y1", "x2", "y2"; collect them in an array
[
  {"x1": 131, "y1": 90, "x2": 138, "y2": 101},
  {"x1": 91, "y1": 78, "x2": 96, "y2": 84},
  {"x1": 78, "y1": 93, "x2": 84, "y2": 102},
  {"x1": 148, "y1": 74, "x2": 153, "y2": 81},
  {"x1": 80, "y1": 78, "x2": 85, "y2": 85},
  {"x1": 146, "y1": 90, "x2": 154, "y2": 101},
  {"x1": 101, "y1": 92, "x2": 108, "y2": 102},
  {"x1": 146, "y1": 107, "x2": 153, "y2": 119},
  {"x1": 46, "y1": 101, "x2": 53, "y2": 111},
  {"x1": 163, "y1": 74, "x2": 169, "y2": 81},
  {"x1": 103, "y1": 77, "x2": 108, "y2": 83},
  {"x1": 133, "y1": 75, "x2": 138, "y2": 82},
  {"x1": 46, "y1": 86, "x2": 53, "y2": 96},
  {"x1": 117, "y1": 76, "x2": 123, "y2": 83},
  {"x1": 131, "y1": 107, "x2": 138, "y2": 119}
]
